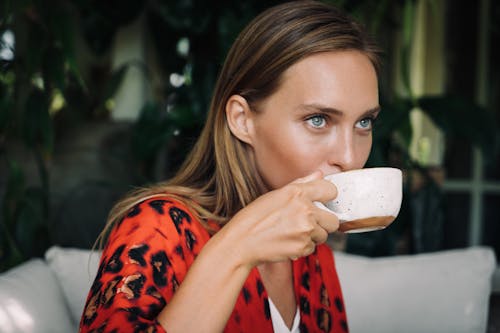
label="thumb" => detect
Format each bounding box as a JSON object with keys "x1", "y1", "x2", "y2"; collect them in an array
[{"x1": 292, "y1": 170, "x2": 324, "y2": 184}]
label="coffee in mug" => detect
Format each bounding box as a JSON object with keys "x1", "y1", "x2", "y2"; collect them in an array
[{"x1": 318, "y1": 167, "x2": 403, "y2": 233}]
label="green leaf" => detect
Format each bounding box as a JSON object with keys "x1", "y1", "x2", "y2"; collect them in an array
[
  {"x1": 367, "y1": 97, "x2": 414, "y2": 167},
  {"x1": 374, "y1": 97, "x2": 413, "y2": 142},
  {"x1": 400, "y1": 0, "x2": 416, "y2": 98},
  {"x1": 2, "y1": 159, "x2": 25, "y2": 228},
  {"x1": 44, "y1": 46, "x2": 66, "y2": 91},
  {"x1": 370, "y1": 0, "x2": 390, "y2": 34},
  {"x1": 22, "y1": 88, "x2": 53, "y2": 154},
  {"x1": 400, "y1": 45, "x2": 412, "y2": 98},
  {"x1": 0, "y1": 158, "x2": 25, "y2": 271},
  {"x1": 1, "y1": 0, "x2": 14, "y2": 23},
  {"x1": 14, "y1": 186, "x2": 48, "y2": 258},
  {"x1": 0, "y1": 224, "x2": 24, "y2": 272},
  {"x1": 167, "y1": 104, "x2": 200, "y2": 128},
  {"x1": 47, "y1": 2, "x2": 86, "y2": 90},
  {"x1": 395, "y1": 114, "x2": 413, "y2": 149},
  {"x1": 102, "y1": 65, "x2": 128, "y2": 102},
  {"x1": 155, "y1": 1, "x2": 210, "y2": 33},
  {"x1": 24, "y1": 20, "x2": 47, "y2": 78},
  {"x1": 0, "y1": 83, "x2": 13, "y2": 133},
  {"x1": 402, "y1": 0, "x2": 415, "y2": 47},
  {"x1": 418, "y1": 95, "x2": 498, "y2": 162}
]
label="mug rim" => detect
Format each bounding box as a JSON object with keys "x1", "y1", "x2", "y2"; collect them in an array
[{"x1": 323, "y1": 167, "x2": 402, "y2": 180}]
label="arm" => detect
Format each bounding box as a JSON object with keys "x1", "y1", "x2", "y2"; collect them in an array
[
  {"x1": 157, "y1": 227, "x2": 252, "y2": 332},
  {"x1": 80, "y1": 171, "x2": 339, "y2": 333},
  {"x1": 158, "y1": 171, "x2": 340, "y2": 332}
]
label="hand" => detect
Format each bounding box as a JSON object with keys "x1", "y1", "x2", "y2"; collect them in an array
[{"x1": 220, "y1": 170, "x2": 340, "y2": 268}]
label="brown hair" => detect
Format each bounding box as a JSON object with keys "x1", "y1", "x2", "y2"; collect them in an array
[{"x1": 97, "y1": 0, "x2": 381, "y2": 246}]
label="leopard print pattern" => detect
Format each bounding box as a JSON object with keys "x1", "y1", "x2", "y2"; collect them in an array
[{"x1": 79, "y1": 197, "x2": 348, "y2": 332}]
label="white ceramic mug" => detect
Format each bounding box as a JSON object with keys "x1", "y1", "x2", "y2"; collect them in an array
[{"x1": 316, "y1": 167, "x2": 403, "y2": 233}]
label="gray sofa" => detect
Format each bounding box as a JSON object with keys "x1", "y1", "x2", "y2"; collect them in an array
[{"x1": 0, "y1": 246, "x2": 497, "y2": 333}]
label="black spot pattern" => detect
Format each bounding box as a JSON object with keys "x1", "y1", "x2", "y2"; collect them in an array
[
  {"x1": 125, "y1": 306, "x2": 143, "y2": 322},
  {"x1": 264, "y1": 299, "x2": 271, "y2": 320},
  {"x1": 301, "y1": 272, "x2": 310, "y2": 291},
  {"x1": 256, "y1": 279, "x2": 265, "y2": 297},
  {"x1": 116, "y1": 217, "x2": 125, "y2": 228},
  {"x1": 300, "y1": 295, "x2": 311, "y2": 315},
  {"x1": 149, "y1": 200, "x2": 169, "y2": 215},
  {"x1": 82, "y1": 291, "x2": 100, "y2": 326},
  {"x1": 93, "y1": 258, "x2": 107, "y2": 282},
  {"x1": 320, "y1": 284, "x2": 330, "y2": 307},
  {"x1": 89, "y1": 270, "x2": 104, "y2": 295},
  {"x1": 315, "y1": 258, "x2": 322, "y2": 273},
  {"x1": 125, "y1": 274, "x2": 146, "y2": 299},
  {"x1": 79, "y1": 196, "x2": 349, "y2": 333},
  {"x1": 127, "y1": 204, "x2": 141, "y2": 218},
  {"x1": 133, "y1": 322, "x2": 155, "y2": 333},
  {"x1": 334, "y1": 296, "x2": 344, "y2": 312},
  {"x1": 150, "y1": 251, "x2": 170, "y2": 286},
  {"x1": 234, "y1": 311, "x2": 241, "y2": 324},
  {"x1": 242, "y1": 287, "x2": 252, "y2": 304},
  {"x1": 147, "y1": 302, "x2": 163, "y2": 319},
  {"x1": 88, "y1": 322, "x2": 108, "y2": 333},
  {"x1": 105, "y1": 245, "x2": 125, "y2": 273},
  {"x1": 146, "y1": 286, "x2": 163, "y2": 300},
  {"x1": 128, "y1": 244, "x2": 150, "y2": 266},
  {"x1": 101, "y1": 276, "x2": 122, "y2": 308},
  {"x1": 340, "y1": 319, "x2": 349, "y2": 332},
  {"x1": 169, "y1": 207, "x2": 191, "y2": 233},
  {"x1": 171, "y1": 275, "x2": 180, "y2": 292},
  {"x1": 175, "y1": 245, "x2": 185, "y2": 259},
  {"x1": 316, "y1": 308, "x2": 332, "y2": 332},
  {"x1": 185, "y1": 229, "x2": 197, "y2": 251}
]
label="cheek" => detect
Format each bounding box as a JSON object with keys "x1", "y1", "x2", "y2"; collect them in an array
[
  {"x1": 355, "y1": 135, "x2": 373, "y2": 167},
  {"x1": 252, "y1": 129, "x2": 323, "y2": 189}
]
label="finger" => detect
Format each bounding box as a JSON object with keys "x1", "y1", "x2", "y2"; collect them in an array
[
  {"x1": 310, "y1": 225, "x2": 329, "y2": 244},
  {"x1": 292, "y1": 170, "x2": 323, "y2": 184},
  {"x1": 315, "y1": 206, "x2": 340, "y2": 233},
  {"x1": 304, "y1": 241, "x2": 316, "y2": 256},
  {"x1": 290, "y1": 241, "x2": 316, "y2": 260},
  {"x1": 290, "y1": 178, "x2": 338, "y2": 203}
]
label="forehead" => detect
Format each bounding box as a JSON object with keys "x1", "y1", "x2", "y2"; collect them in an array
[{"x1": 273, "y1": 50, "x2": 379, "y2": 112}]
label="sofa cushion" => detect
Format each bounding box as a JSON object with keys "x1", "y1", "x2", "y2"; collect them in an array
[
  {"x1": 334, "y1": 246, "x2": 496, "y2": 333},
  {"x1": 0, "y1": 258, "x2": 74, "y2": 333},
  {"x1": 44, "y1": 246, "x2": 101, "y2": 326}
]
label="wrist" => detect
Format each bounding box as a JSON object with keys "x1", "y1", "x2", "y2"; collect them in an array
[{"x1": 206, "y1": 225, "x2": 255, "y2": 273}]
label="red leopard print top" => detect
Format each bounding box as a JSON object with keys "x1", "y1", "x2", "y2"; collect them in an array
[{"x1": 79, "y1": 197, "x2": 349, "y2": 332}]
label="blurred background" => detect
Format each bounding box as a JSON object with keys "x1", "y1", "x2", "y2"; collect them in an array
[{"x1": 0, "y1": 0, "x2": 499, "y2": 272}]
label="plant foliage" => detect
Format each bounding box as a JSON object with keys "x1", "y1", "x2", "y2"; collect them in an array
[{"x1": 0, "y1": 0, "x2": 497, "y2": 271}]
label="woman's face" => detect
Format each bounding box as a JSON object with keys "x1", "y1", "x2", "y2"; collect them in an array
[{"x1": 248, "y1": 50, "x2": 379, "y2": 190}]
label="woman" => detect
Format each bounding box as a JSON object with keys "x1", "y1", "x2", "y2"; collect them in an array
[{"x1": 79, "y1": 1, "x2": 380, "y2": 332}]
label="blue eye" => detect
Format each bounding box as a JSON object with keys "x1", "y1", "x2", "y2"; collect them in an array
[
  {"x1": 307, "y1": 115, "x2": 327, "y2": 128},
  {"x1": 355, "y1": 117, "x2": 373, "y2": 130}
]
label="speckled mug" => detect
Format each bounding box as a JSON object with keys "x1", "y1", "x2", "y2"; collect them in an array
[{"x1": 320, "y1": 167, "x2": 403, "y2": 233}]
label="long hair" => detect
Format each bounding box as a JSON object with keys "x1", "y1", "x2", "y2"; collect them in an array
[{"x1": 97, "y1": 0, "x2": 381, "y2": 246}]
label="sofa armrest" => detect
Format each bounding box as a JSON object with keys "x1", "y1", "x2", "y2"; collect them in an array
[
  {"x1": 0, "y1": 259, "x2": 75, "y2": 333},
  {"x1": 45, "y1": 246, "x2": 101, "y2": 326},
  {"x1": 334, "y1": 247, "x2": 496, "y2": 333}
]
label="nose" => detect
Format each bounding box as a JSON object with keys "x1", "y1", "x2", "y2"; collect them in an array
[{"x1": 327, "y1": 128, "x2": 356, "y2": 172}]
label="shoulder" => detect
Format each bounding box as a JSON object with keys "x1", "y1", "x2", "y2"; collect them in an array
[
  {"x1": 122, "y1": 195, "x2": 197, "y2": 231},
  {"x1": 105, "y1": 195, "x2": 212, "y2": 258}
]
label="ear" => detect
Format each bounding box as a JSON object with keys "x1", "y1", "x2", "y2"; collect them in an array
[{"x1": 225, "y1": 94, "x2": 255, "y2": 145}]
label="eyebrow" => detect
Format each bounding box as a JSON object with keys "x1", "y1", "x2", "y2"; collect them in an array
[{"x1": 298, "y1": 103, "x2": 381, "y2": 117}]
